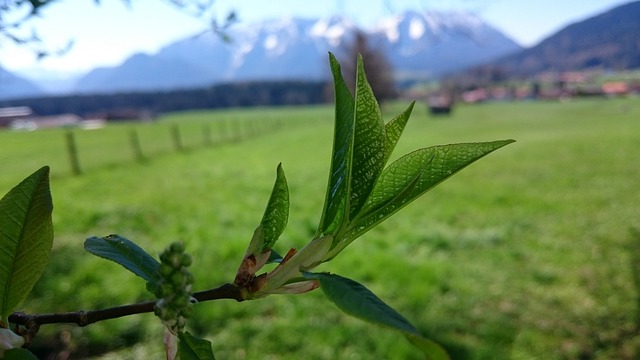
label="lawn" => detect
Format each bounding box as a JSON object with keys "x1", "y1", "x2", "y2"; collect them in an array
[{"x1": 1, "y1": 97, "x2": 639, "y2": 359}]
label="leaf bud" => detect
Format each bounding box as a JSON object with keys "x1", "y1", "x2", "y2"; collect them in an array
[
  {"x1": 160, "y1": 264, "x2": 174, "y2": 277},
  {"x1": 170, "y1": 253, "x2": 182, "y2": 268},
  {"x1": 170, "y1": 241, "x2": 185, "y2": 253},
  {"x1": 181, "y1": 253, "x2": 193, "y2": 267},
  {"x1": 170, "y1": 272, "x2": 186, "y2": 287},
  {"x1": 154, "y1": 241, "x2": 195, "y2": 335}
]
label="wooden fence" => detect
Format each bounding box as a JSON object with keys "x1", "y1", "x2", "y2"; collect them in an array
[
  {"x1": 1, "y1": 104, "x2": 339, "y2": 190},
  {"x1": 62, "y1": 117, "x2": 287, "y2": 176}
]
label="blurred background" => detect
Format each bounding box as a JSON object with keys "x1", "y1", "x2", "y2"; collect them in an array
[
  {"x1": 1, "y1": 1, "x2": 639, "y2": 359},
  {"x1": 2, "y1": 0, "x2": 638, "y2": 106}
]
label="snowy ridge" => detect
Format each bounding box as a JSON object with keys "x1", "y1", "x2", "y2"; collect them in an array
[{"x1": 69, "y1": 10, "x2": 521, "y2": 94}]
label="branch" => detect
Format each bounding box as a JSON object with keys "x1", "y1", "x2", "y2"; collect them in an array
[{"x1": 8, "y1": 283, "x2": 243, "y2": 341}]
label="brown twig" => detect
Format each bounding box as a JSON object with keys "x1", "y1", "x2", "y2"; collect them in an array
[{"x1": 8, "y1": 283, "x2": 243, "y2": 338}]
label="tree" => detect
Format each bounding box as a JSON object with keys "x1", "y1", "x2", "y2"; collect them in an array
[
  {"x1": 339, "y1": 30, "x2": 397, "y2": 103},
  {"x1": 0, "y1": 53, "x2": 513, "y2": 359},
  {"x1": 0, "y1": 0, "x2": 236, "y2": 59},
  {"x1": 0, "y1": 0, "x2": 60, "y2": 59}
]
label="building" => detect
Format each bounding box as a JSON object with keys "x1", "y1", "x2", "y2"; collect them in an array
[{"x1": 0, "y1": 106, "x2": 32, "y2": 127}]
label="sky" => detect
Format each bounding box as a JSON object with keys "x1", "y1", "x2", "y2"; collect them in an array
[{"x1": 0, "y1": 0, "x2": 633, "y2": 79}]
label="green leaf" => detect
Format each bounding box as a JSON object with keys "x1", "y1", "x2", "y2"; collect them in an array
[
  {"x1": 259, "y1": 163, "x2": 289, "y2": 251},
  {"x1": 84, "y1": 234, "x2": 160, "y2": 289},
  {"x1": 348, "y1": 55, "x2": 386, "y2": 220},
  {"x1": 384, "y1": 101, "x2": 415, "y2": 163},
  {"x1": 307, "y1": 272, "x2": 416, "y2": 332},
  {"x1": 0, "y1": 166, "x2": 53, "y2": 319},
  {"x1": 4, "y1": 348, "x2": 40, "y2": 360},
  {"x1": 305, "y1": 272, "x2": 448, "y2": 360},
  {"x1": 178, "y1": 331, "x2": 216, "y2": 360},
  {"x1": 349, "y1": 140, "x2": 515, "y2": 242},
  {"x1": 317, "y1": 52, "x2": 355, "y2": 236},
  {"x1": 243, "y1": 225, "x2": 265, "y2": 261}
]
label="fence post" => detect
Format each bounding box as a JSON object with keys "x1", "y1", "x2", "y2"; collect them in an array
[
  {"x1": 203, "y1": 124, "x2": 213, "y2": 147},
  {"x1": 65, "y1": 130, "x2": 81, "y2": 175},
  {"x1": 129, "y1": 129, "x2": 145, "y2": 162},
  {"x1": 220, "y1": 119, "x2": 230, "y2": 142},
  {"x1": 231, "y1": 119, "x2": 243, "y2": 141},
  {"x1": 171, "y1": 124, "x2": 184, "y2": 152}
]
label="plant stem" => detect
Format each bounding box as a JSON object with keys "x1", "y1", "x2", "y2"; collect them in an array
[{"x1": 8, "y1": 283, "x2": 242, "y2": 333}]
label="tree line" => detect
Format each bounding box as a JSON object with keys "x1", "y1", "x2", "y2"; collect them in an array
[{"x1": 0, "y1": 81, "x2": 328, "y2": 117}]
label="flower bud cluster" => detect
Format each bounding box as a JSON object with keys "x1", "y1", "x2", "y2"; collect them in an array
[{"x1": 153, "y1": 242, "x2": 195, "y2": 334}]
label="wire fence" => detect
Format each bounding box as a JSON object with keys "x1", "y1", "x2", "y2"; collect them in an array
[
  {"x1": 1, "y1": 115, "x2": 298, "y2": 189},
  {"x1": 63, "y1": 117, "x2": 286, "y2": 175}
]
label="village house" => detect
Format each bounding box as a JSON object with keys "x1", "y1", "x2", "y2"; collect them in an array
[
  {"x1": 0, "y1": 106, "x2": 85, "y2": 130},
  {"x1": 0, "y1": 106, "x2": 32, "y2": 128}
]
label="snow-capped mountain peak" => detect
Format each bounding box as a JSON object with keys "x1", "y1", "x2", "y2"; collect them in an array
[
  {"x1": 309, "y1": 16, "x2": 355, "y2": 47},
  {"x1": 67, "y1": 11, "x2": 520, "y2": 94},
  {"x1": 409, "y1": 17, "x2": 426, "y2": 40},
  {"x1": 366, "y1": 10, "x2": 519, "y2": 72},
  {"x1": 373, "y1": 10, "x2": 485, "y2": 44}
]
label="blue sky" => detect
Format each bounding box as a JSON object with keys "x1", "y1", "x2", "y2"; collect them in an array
[{"x1": 0, "y1": 0, "x2": 632, "y2": 77}]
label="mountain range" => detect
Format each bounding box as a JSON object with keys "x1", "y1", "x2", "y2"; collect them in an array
[
  {"x1": 2, "y1": 2, "x2": 639, "y2": 100},
  {"x1": 73, "y1": 11, "x2": 521, "y2": 94},
  {"x1": 0, "y1": 66, "x2": 44, "y2": 100},
  {"x1": 481, "y1": 0, "x2": 640, "y2": 76},
  {"x1": 1, "y1": 10, "x2": 520, "y2": 99}
]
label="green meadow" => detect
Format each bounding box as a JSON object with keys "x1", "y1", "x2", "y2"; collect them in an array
[{"x1": 1, "y1": 97, "x2": 639, "y2": 359}]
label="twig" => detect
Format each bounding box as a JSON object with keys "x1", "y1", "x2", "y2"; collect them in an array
[{"x1": 8, "y1": 283, "x2": 243, "y2": 339}]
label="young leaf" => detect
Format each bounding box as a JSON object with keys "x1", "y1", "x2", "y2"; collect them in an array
[
  {"x1": 259, "y1": 163, "x2": 289, "y2": 251},
  {"x1": 236, "y1": 164, "x2": 289, "y2": 284},
  {"x1": 348, "y1": 140, "x2": 515, "y2": 242},
  {"x1": 178, "y1": 331, "x2": 216, "y2": 360},
  {"x1": 0, "y1": 166, "x2": 53, "y2": 320},
  {"x1": 348, "y1": 55, "x2": 386, "y2": 220},
  {"x1": 234, "y1": 226, "x2": 270, "y2": 286},
  {"x1": 243, "y1": 225, "x2": 266, "y2": 262},
  {"x1": 84, "y1": 234, "x2": 160, "y2": 288},
  {"x1": 383, "y1": 101, "x2": 415, "y2": 163},
  {"x1": 255, "y1": 235, "x2": 333, "y2": 297},
  {"x1": 317, "y1": 52, "x2": 355, "y2": 236},
  {"x1": 305, "y1": 272, "x2": 448, "y2": 360}
]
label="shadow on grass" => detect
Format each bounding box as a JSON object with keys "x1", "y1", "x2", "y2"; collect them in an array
[
  {"x1": 420, "y1": 319, "x2": 519, "y2": 360},
  {"x1": 24, "y1": 244, "x2": 149, "y2": 359},
  {"x1": 27, "y1": 227, "x2": 640, "y2": 359},
  {"x1": 561, "y1": 227, "x2": 640, "y2": 359},
  {"x1": 629, "y1": 227, "x2": 640, "y2": 328}
]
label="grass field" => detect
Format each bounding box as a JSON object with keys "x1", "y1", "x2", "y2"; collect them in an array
[{"x1": 1, "y1": 97, "x2": 639, "y2": 359}]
